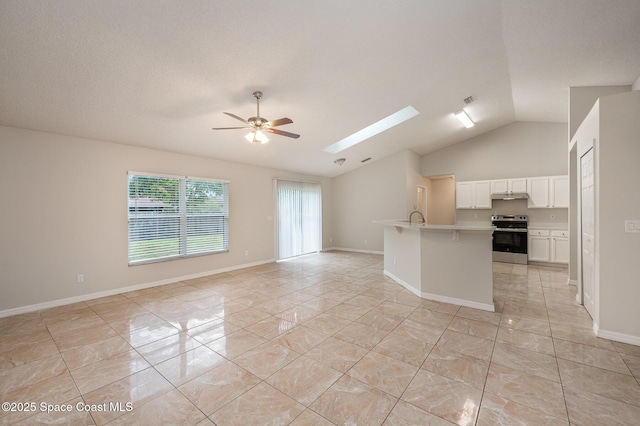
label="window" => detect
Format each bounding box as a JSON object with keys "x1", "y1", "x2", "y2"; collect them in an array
[
  {"x1": 276, "y1": 179, "x2": 322, "y2": 260},
  {"x1": 128, "y1": 172, "x2": 229, "y2": 265}
]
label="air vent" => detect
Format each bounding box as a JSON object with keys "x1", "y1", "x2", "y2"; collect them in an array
[
  {"x1": 464, "y1": 96, "x2": 475, "y2": 105},
  {"x1": 361, "y1": 157, "x2": 371, "y2": 163}
]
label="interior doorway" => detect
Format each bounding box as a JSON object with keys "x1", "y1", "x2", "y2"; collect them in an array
[
  {"x1": 417, "y1": 185, "x2": 427, "y2": 220},
  {"x1": 423, "y1": 175, "x2": 455, "y2": 225}
]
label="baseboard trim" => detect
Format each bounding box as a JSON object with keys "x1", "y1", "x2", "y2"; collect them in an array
[
  {"x1": 596, "y1": 327, "x2": 640, "y2": 346},
  {"x1": 384, "y1": 270, "x2": 495, "y2": 312},
  {"x1": 0, "y1": 259, "x2": 275, "y2": 319},
  {"x1": 329, "y1": 247, "x2": 384, "y2": 255},
  {"x1": 420, "y1": 292, "x2": 495, "y2": 313},
  {"x1": 568, "y1": 279, "x2": 578, "y2": 286},
  {"x1": 383, "y1": 270, "x2": 421, "y2": 298}
]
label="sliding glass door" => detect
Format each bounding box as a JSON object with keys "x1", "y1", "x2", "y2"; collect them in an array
[{"x1": 276, "y1": 179, "x2": 322, "y2": 260}]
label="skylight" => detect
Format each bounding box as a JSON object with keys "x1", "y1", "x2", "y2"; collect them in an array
[{"x1": 323, "y1": 106, "x2": 419, "y2": 154}]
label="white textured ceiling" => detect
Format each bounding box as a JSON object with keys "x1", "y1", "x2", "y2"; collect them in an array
[{"x1": 1, "y1": 0, "x2": 639, "y2": 177}]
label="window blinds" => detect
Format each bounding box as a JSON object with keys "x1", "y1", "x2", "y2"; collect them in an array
[
  {"x1": 276, "y1": 179, "x2": 321, "y2": 260},
  {"x1": 128, "y1": 173, "x2": 229, "y2": 264}
]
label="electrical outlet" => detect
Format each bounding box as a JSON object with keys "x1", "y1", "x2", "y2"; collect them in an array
[
  {"x1": 77, "y1": 274, "x2": 84, "y2": 283},
  {"x1": 625, "y1": 220, "x2": 640, "y2": 233}
]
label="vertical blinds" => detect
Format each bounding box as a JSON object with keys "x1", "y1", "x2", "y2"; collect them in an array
[
  {"x1": 128, "y1": 172, "x2": 229, "y2": 264},
  {"x1": 277, "y1": 179, "x2": 321, "y2": 260}
]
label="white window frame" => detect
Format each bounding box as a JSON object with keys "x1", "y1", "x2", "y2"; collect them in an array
[{"x1": 128, "y1": 171, "x2": 229, "y2": 265}]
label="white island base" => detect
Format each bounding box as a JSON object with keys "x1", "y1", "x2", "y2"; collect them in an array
[{"x1": 376, "y1": 221, "x2": 495, "y2": 312}]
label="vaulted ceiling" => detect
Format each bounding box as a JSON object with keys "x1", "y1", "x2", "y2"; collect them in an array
[{"x1": 1, "y1": 0, "x2": 639, "y2": 177}]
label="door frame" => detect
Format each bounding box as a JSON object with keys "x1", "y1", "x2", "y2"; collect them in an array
[
  {"x1": 417, "y1": 185, "x2": 427, "y2": 219},
  {"x1": 578, "y1": 146, "x2": 596, "y2": 320}
]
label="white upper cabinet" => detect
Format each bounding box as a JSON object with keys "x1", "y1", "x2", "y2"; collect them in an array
[
  {"x1": 491, "y1": 179, "x2": 508, "y2": 194},
  {"x1": 510, "y1": 178, "x2": 528, "y2": 193},
  {"x1": 550, "y1": 175, "x2": 569, "y2": 208},
  {"x1": 456, "y1": 180, "x2": 491, "y2": 209},
  {"x1": 491, "y1": 178, "x2": 527, "y2": 194},
  {"x1": 474, "y1": 181, "x2": 492, "y2": 208},
  {"x1": 459, "y1": 175, "x2": 568, "y2": 209},
  {"x1": 527, "y1": 176, "x2": 568, "y2": 208},
  {"x1": 527, "y1": 177, "x2": 550, "y2": 208}
]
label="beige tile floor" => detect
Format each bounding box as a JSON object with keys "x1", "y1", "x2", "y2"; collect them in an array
[{"x1": 1, "y1": 251, "x2": 640, "y2": 425}]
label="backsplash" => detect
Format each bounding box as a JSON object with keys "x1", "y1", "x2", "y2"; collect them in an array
[{"x1": 456, "y1": 199, "x2": 569, "y2": 229}]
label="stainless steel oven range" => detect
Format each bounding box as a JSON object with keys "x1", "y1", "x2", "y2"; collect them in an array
[{"x1": 491, "y1": 215, "x2": 528, "y2": 264}]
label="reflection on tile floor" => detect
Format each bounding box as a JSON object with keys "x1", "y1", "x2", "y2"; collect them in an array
[{"x1": 2, "y1": 251, "x2": 640, "y2": 425}]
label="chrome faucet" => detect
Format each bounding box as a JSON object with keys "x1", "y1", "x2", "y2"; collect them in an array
[{"x1": 409, "y1": 210, "x2": 425, "y2": 224}]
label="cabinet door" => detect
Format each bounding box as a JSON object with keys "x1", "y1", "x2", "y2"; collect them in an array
[
  {"x1": 456, "y1": 182, "x2": 473, "y2": 209},
  {"x1": 529, "y1": 236, "x2": 550, "y2": 262},
  {"x1": 510, "y1": 178, "x2": 527, "y2": 193},
  {"x1": 550, "y1": 176, "x2": 569, "y2": 208},
  {"x1": 550, "y1": 230, "x2": 569, "y2": 263},
  {"x1": 491, "y1": 179, "x2": 508, "y2": 194},
  {"x1": 527, "y1": 177, "x2": 550, "y2": 208},
  {"x1": 551, "y1": 237, "x2": 569, "y2": 263},
  {"x1": 473, "y1": 181, "x2": 492, "y2": 209}
]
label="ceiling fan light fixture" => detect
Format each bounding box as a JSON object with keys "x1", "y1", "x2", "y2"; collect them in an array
[
  {"x1": 245, "y1": 130, "x2": 269, "y2": 144},
  {"x1": 213, "y1": 91, "x2": 299, "y2": 142},
  {"x1": 454, "y1": 110, "x2": 474, "y2": 128}
]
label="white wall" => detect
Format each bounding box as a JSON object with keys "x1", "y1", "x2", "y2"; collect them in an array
[
  {"x1": 632, "y1": 74, "x2": 640, "y2": 91},
  {"x1": 568, "y1": 86, "x2": 630, "y2": 141},
  {"x1": 571, "y1": 90, "x2": 640, "y2": 343},
  {"x1": 421, "y1": 122, "x2": 568, "y2": 181},
  {"x1": 597, "y1": 91, "x2": 640, "y2": 340},
  {"x1": 568, "y1": 86, "x2": 631, "y2": 285},
  {"x1": 0, "y1": 126, "x2": 332, "y2": 313},
  {"x1": 331, "y1": 150, "x2": 419, "y2": 253}
]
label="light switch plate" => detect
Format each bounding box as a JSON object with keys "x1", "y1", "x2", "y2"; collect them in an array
[{"x1": 624, "y1": 220, "x2": 640, "y2": 233}]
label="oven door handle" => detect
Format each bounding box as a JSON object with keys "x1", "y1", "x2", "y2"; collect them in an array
[{"x1": 494, "y1": 228, "x2": 528, "y2": 232}]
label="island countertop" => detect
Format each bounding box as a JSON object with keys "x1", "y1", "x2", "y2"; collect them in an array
[{"x1": 373, "y1": 220, "x2": 495, "y2": 232}]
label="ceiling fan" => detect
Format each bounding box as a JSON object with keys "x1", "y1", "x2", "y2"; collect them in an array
[{"x1": 212, "y1": 91, "x2": 300, "y2": 144}]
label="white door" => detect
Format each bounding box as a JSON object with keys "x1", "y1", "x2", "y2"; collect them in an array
[{"x1": 581, "y1": 149, "x2": 595, "y2": 318}]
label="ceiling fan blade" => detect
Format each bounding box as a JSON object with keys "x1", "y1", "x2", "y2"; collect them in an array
[
  {"x1": 268, "y1": 118, "x2": 293, "y2": 127},
  {"x1": 223, "y1": 112, "x2": 249, "y2": 124},
  {"x1": 212, "y1": 126, "x2": 248, "y2": 130},
  {"x1": 265, "y1": 128, "x2": 300, "y2": 139}
]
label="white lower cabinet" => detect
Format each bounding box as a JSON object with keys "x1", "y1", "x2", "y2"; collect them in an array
[
  {"x1": 550, "y1": 230, "x2": 569, "y2": 264},
  {"x1": 528, "y1": 229, "x2": 569, "y2": 264},
  {"x1": 528, "y1": 230, "x2": 550, "y2": 262}
]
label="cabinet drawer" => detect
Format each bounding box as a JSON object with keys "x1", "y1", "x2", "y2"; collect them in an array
[
  {"x1": 529, "y1": 229, "x2": 550, "y2": 237},
  {"x1": 551, "y1": 230, "x2": 569, "y2": 238}
]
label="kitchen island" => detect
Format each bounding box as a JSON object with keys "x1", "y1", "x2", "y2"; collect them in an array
[{"x1": 375, "y1": 220, "x2": 495, "y2": 312}]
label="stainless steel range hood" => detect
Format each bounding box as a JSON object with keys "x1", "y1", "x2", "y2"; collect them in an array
[{"x1": 491, "y1": 192, "x2": 529, "y2": 201}]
